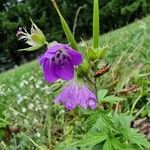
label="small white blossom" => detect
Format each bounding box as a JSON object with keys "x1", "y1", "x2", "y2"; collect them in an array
[
  {"x1": 28, "y1": 103, "x2": 34, "y2": 110},
  {"x1": 21, "y1": 107, "x2": 27, "y2": 113},
  {"x1": 35, "y1": 83, "x2": 40, "y2": 89},
  {"x1": 33, "y1": 118, "x2": 39, "y2": 124},
  {"x1": 37, "y1": 80, "x2": 43, "y2": 85},
  {"x1": 36, "y1": 132, "x2": 41, "y2": 138},
  {"x1": 43, "y1": 104, "x2": 48, "y2": 110}
]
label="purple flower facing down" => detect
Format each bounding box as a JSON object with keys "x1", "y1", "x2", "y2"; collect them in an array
[
  {"x1": 39, "y1": 43, "x2": 83, "y2": 83},
  {"x1": 55, "y1": 82, "x2": 97, "y2": 110}
]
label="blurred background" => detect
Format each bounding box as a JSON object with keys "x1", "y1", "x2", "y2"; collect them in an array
[{"x1": 1, "y1": 0, "x2": 150, "y2": 73}]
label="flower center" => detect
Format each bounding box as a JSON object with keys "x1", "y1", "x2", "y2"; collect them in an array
[{"x1": 51, "y1": 49, "x2": 68, "y2": 65}]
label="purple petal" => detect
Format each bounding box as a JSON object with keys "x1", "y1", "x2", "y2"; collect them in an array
[
  {"x1": 87, "y1": 98, "x2": 97, "y2": 109},
  {"x1": 78, "y1": 87, "x2": 88, "y2": 109},
  {"x1": 64, "y1": 45, "x2": 83, "y2": 65},
  {"x1": 78, "y1": 85, "x2": 97, "y2": 109},
  {"x1": 54, "y1": 83, "x2": 79, "y2": 110},
  {"x1": 47, "y1": 43, "x2": 63, "y2": 53},
  {"x1": 39, "y1": 52, "x2": 54, "y2": 65},
  {"x1": 65, "y1": 100, "x2": 76, "y2": 110},
  {"x1": 55, "y1": 61, "x2": 74, "y2": 81},
  {"x1": 54, "y1": 86, "x2": 70, "y2": 103},
  {"x1": 43, "y1": 59, "x2": 59, "y2": 83},
  {"x1": 39, "y1": 56, "x2": 46, "y2": 65}
]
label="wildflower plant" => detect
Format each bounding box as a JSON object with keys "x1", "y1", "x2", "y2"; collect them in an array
[{"x1": 16, "y1": 0, "x2": 150, "y2": 149}]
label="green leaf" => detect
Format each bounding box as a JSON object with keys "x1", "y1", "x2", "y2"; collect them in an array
[
  {"x1": 99, "y1": 112, "x2": 117, "y2": 131},
  {"x1": 103, "y1": 139, "x2": 114, "y2": 150},
  {"x1": 98, "y1": 89, "x2": 108, "y2": 102},
  {"x1": 93, "y1": 0, "x2": 100, "y2": 49},
  {"x1": 49, "y1": 81, "x2": 63, "y2": 93},
  {"x1": 88, "y1": 47, "x2": 97, "y2": 61},
  {"x1": 101, "y1": 95, "x2": 125, "y2": 104},
  {"x1": 76, "y1": 132, "x2": 106, "y2": 147},
  {"x1": 129, "y1": 129, "x2": 150, "y2": 149},
  {"x1": 94, "y1": 110, "x2": 117, "y2": 133},
  {"x1": 96, "y1": 46, "x2": 108, "y2": 59},
  {"x1": 85, "y1": 110, "x2": 101, "y2": 130},
  {"x1": 111, "y1": 138, "x2": 131, "y2": 150},
  {"x1": 31, "y1": 34, "x2": 45, "y2": 44},
  {"x1": 18, "y1": 44, "x2": 43, "y2": 51},
  {"x1": 51, "y1": 0, "x2": 78, "y2": 50}
]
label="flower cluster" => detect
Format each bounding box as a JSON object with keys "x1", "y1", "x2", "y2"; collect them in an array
[
  {"x1": 55, "y1": 81, "x2": 97, "y2": 110},
  {"x1": 39, "y1": 43, "x2": 97, "y2": 110},
  {"x1": 17, "y1": 21, "x2": 97, "y2": 111}
]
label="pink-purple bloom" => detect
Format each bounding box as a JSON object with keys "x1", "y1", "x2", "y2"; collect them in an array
[
  {"x1": 39, "y1": 43, "x2": 83, "y2": 83},
  {"x1": 54, "y1": 82, "x2": 97, "y2": 110}
]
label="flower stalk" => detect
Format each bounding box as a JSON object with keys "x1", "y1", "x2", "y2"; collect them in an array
[
  {"x1": 50, "y1": 0, "x2": 78, "y2": 50},
  {"x1": 93, "y1": 0, "x2": 100, "y2": 49}
]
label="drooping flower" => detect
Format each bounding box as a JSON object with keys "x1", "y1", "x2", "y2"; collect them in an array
[
  {"x1": 39, "y1": 43, "x2": 83, "y2": 83},
  {"x1": 54, "y1": 81, "x2": 97, "y2": 110},
  {"x1": 16, "y1": 19, "x2": 46, "y2": 51}
]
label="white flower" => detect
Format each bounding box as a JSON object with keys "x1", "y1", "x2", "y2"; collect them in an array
[
  {"x1": 36, "y1": 132, "x2": 41, "y2": 138},
  {"x1": 35, "y1": 83, "x2": 40, "y2": 89},
  {"x1": 29, "y1": 76, "x2": 34, "y2": 81},
  {"x1": 16, "y1": 19, "x2": 47, "y2": 51},
  {"x1": 43, "y1": 104, "x2": 48, "y2": 110},
  {"x1": 17, "y1": 94, "x2": 24, "y2": 104},
  {"x1": 21, "y1": 107, "x2": 27, "y2": 113},
  {"x1": 13, "y1": 111, "x2": 18, "y2": 116},
  {"x1": 35, "y1": 100, "x2": 40, "y2": 105},
  {"x1": 34, "y1": 94, "x2": 40, "y2": 99},
  {"x1": 37, "y1": 80, "x2": 43, "y2": 85},
  {"x1": 60, "y1": 109, "x2": 65, "y2": 114},
  {"x1": 33, "y1": 118, "x2": 39, "y2": 124},
  {"x1": 28, "y1": 103, "x2": 34, "y2": 110}
]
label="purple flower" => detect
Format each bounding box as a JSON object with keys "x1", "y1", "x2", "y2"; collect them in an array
[
  {"x1": 39, "y1": 43, "x2": 83, "y2": 83},
  {"x1": 55, "y1": 82, "x2": 97, "y2": 110}
]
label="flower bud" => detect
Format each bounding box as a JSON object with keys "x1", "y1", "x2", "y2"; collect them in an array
[
  {"x1": 88, "y1": 47, "x2": 97, "y2": 61},
  {"x1": 87, "y1": 46, "x2": 108, "y2": 61},
  {"x1": 16, "y1": 19, "x2": 47, "y2": 51},
  {"x1": 78, "y1": 60, "x2": 90, "y2": 75},
  {"x1": 95, "y1": 46, "x2": 108, "y2": 59}
]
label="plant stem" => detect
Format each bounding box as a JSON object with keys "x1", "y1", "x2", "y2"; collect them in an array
[
  {"x1": 47, "y1": 106, "x2": 51, "y2": 148},
  {"x1": 21, "y1": 132, "x2": 42, "y2": 150},
  {"x1": 130, "y1": 95, "x2": 142, "y2": 116},
  {"x1": 93, "y1": 0, "x2": 99, "y2": 49},
  {"x1": 94, "y1": 77, "x2": 98, "y2": 100},
  {"x1": 73, "y1": 4, "x2": 87, "y2": 37},
  {"x1": 45, "y1": 41, "x2": 49, "y2": 45}
]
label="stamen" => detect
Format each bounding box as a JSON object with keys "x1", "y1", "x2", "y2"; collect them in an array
[
  {"x1": 59, "y1": 49, "x2": 62, "y2": 53},
  {"x1": 56, "y1": 53, "x2": 60, "y2": 58},
  {"x1": 63, "y1": 55, "x2": 67, "y2": 60},
  {"x1": 51, "y1": 57, "x2": 55, "y2": 62}
]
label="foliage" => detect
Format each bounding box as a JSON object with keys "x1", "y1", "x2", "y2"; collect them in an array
[{"x1": 76, "y1": 112, "x2": 150, "y2": 150}]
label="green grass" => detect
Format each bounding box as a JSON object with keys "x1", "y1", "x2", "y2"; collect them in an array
[{"x1": 0, "y1": 16, "x2": 150, "y2": 149}]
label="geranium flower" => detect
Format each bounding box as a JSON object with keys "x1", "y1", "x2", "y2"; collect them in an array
[
  {"x1": 16, "y1": 19, "x2": 46, "y2": 51},
  {"x1": 54, "y1": 81, "x2": 97, "y2": 110},
  {"x1": 39, "y1": 43, "x2": 83, "y2": 83}
]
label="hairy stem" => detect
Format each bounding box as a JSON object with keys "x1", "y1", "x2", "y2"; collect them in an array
[{"x1": 94, "y1": 77, "x2": 98, "y2": 100}]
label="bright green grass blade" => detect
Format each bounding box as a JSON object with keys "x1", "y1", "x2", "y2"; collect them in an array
[
  {"x1": 51, "y1": 0, "x2": 78, "y2": 50},
  {"x1": 93, "y1": 0, "x2": 100, "y2": 49}
]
